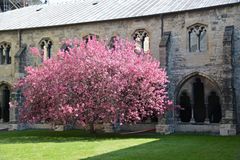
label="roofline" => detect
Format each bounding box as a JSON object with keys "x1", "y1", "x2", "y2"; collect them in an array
[{"x1": 0, "y1": 2, "x2": 240, "y2": 32}]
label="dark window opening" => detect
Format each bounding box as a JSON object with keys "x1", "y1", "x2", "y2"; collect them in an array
[
  {"x1": 40, "y1": 39, "x2": 53, "y2": 60},
  {"x1": 0, "y1": 85, "x2": 10, "y2": 122},
  {"x1": 109, "y1": 36, "x2": 117, "y2": 49},
  {"x1": 208, "y1": 91, "x2": 222, "y2": 123},
  {"x1": 83, "y1": 34, "x2": 99, "y2": 44},
  {"x1": 179, "y1": 91, "x2": 192, "y2": 122},
  {"x1": 0, "y1": 43, "x2": 11, "y2": 65},
  {"x1": 193, "y1": 78, "x2": 206, "y2": 122}
]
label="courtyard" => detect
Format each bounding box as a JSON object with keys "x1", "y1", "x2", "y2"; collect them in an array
[{"x1": 0, "y1": 130, "x2": 239, "y2": 160}]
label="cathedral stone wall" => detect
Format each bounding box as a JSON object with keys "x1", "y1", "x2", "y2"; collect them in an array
[
  {"x1": 0, "y1": 30, "x2": 19, "y2": 85},
  {"x1": 162, "y1": 5, "x2": 240, "y2": 133}
]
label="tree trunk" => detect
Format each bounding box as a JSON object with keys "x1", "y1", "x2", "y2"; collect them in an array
[{"x1": 89, "y1": 123, "x2": 95, "y2": 133}]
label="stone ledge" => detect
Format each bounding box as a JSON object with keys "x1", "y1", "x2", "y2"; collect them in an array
[
  {"x1": 175, "y1": 124, "x2": 219, "y2": 133},
  {"x1": 120, "y1": 123, "x2": 156, "y2": 132},
  {"x1": 219, "y1": 124, "x2": 237, "y2": 136}
]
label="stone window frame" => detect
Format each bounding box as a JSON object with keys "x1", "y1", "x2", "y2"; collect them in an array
[
  {"x1": 132, "y1": 29, "x2": 150, "y2": 53},
  {"x1": 0, "y1": 42, "x2": 11, "y2": 65},
  {"x1": 108, "y1": 36, "x2": 120, "y2": 49},
  {"x1": 82, "y1": 33, "x2": 99, "y2": 44},
  {"x1": 187, "y1": 23, "x2": 208, "y2": 53},
  {"x1": 39, "y1": 37, "x2": 53, "y2": 61},
  {"x1": 61, "y1": 43, "x2": 72, "y2": 53}
]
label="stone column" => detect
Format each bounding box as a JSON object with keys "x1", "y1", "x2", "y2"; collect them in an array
[
  {"x1": 190, "y1": 103, "x2": 195, "y2": 123},
  {"x1": 205, "y1": 102, "x2": 210, "y2": 124},
  {"x1": 9, "y1": 92, "x2": 18, "y2": 123}
]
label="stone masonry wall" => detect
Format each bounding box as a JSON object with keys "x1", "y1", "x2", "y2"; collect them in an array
[
  {"x1": 232, "y1": 5, "x2": 240, "y2": 132},
  {"x1": 163, "y1": 5, "x2": 240, "y2": 128},
  {"x1": 20, "y1": 16, "x2": 162, "y2": 60},
  {"x1": 0, "y1": 30, "x2": 19, "y2": 85}
]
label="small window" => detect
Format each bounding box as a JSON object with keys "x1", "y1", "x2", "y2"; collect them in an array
[
  {"x1": 109, "y1": 36, "x2": 119, "y2": 49},
  {"x1": 61, "y1": 43, "x2": 72, "y2": 53},
  {"x1": 83, "y1": 34, "x2": 99, "y2": 44},
  {"x1": 0, "y1": 42, "x2": 11, "y2": 65},
  {"x1": 188, "y1": 24, "x2": 207, "y2": 52},
  {"x1": 39, "y1": 38, "x2": 53, "y2": 61},
  {"x1": 133, "y1": 29, "x2": 150, "y2": 53}
]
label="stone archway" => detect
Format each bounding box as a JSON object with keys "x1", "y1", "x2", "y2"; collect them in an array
[
  {"x1": 176, "y1": 73, "x2": 222, "y2": 124},
  {"x1": 0, "y1": 83, "x2": 11, "y2": 122}
]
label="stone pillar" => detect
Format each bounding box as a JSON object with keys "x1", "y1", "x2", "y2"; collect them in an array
[
  {"x1": 220, "y1": 26, "x2": 237, "y2": 135},
  {"x1": 205, "y1": 102, "x2": 210, "y2": 124},
  {"x1": 157, "y1": 32, "x2": 174, "y2": 134},
  {"x1": 14, "y1": 44, "x2": 27, "y2": 74},
  {"x1": 159, "y1": 32, "x2": 171, "y2": 68},
  {"x1": 9, "y1": 92, "x2": 18, "y2": 123}
]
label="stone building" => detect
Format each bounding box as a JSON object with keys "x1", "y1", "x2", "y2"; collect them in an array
[{"x1": 0, "y1": 0, "x2": 239, "y2": 135}]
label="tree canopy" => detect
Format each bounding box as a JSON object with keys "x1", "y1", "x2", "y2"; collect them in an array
[{"x1": 15, "y1": 37, "x2": 171, "y2": 132}]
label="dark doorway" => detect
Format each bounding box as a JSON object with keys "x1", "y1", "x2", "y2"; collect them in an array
[
  {"x1": 193, "y1": 78, "x2": 206, "y2": 122},
  {"x1": 0, "y1": 85, "x2": 10, "y2": 122},
  {"x1": 179, "y1": 92, "x2": 192, "y2": 122},
  {"x1": 208, "y1": 91, "x2": 222, "y2": 123}
]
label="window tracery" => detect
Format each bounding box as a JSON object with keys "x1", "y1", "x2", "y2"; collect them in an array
[
  {"x1": 133, "y1": 29, "x2": 150, "y2": 53},
  {"x1": 39, "y1": 38, "x2": 53, "y2": 61},
  {"x1": 188, "y1": 24, "x2": 207, "y2": 52},
  {"x1": 0, "y1": 42, "x2": 11, "y2": 65}
]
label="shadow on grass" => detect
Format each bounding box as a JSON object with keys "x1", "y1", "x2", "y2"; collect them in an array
[
  {"x1": 0, "y1": 129, "x2": 161, "y2": 144},
  {"x1": 78, "y1": 135, "x2": 240, "y2": 160},
  {"x1": 0, "y1": 130, "x2": 240, "y2": 160},
  {"x1": 81, "y1": 140, "x2": 163, "y2": 160}
]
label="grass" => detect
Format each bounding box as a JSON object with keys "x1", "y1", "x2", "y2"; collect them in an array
[{"x1": 0, "y1": 130, "x2": 239, "y2": 160}]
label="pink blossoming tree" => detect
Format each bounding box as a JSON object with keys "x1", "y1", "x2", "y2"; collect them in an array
[{"x1": 15, "y1": 37, "x2": 171, "y2": 132}]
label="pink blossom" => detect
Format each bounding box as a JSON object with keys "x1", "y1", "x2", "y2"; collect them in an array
[
  {"x1": 15, "y1": 37, "x2": 171, "y2": 132},
  {"x1": 29, "y1": 47, "x2": 41, "y2": 57}
]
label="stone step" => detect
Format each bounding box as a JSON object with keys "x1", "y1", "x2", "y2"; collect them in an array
[
  {"x1": 0, "y1": 123, "x2": 9, "y2": 131},
  {"x1": 0, "y1": 128, "x2": 8, "y2": 131}
]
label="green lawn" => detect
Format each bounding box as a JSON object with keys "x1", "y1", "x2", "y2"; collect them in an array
[{"x1": 0, "y1": 130, "x2": 239, "y2": 160}]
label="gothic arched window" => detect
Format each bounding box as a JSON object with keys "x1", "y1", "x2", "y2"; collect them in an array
[
  {"x1": 0, "y1": 42, "x2": 11, "y2": 65},
  {"x1": 83, "y1": 34, "x2": 99, "y2": 44},
  {"x1": 61, "y1": 43, "x2": 72, "y2": 53},
  {"x1": 109, "y1": 36, "x2": 120, "y2": 49},
  {"x1": 132, "y1": 29, "x2": 150, "y2": 53},
  {"x1": 188, "y1": 24, "x2": 207, "y2": 52},
  {"x1": 39, "y1": 38, "x2": 53, "y2": 61}
]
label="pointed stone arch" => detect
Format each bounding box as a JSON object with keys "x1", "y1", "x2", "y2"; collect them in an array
[
  {"x1": 132, "y1": 29, "x2": 150, "y2": 53},
  {"x1": 0, "y1": 41, "x2": 12, "y2": 64},
  {"x1": 175, "y1": 72, "x2": 222, "y2": 99},
  {"x1": 39, "y1": 37, "x2": 53, "y2": 60},
  {"x1": 175, "y1": 72, "x2": 222, "y2": 123},
  {"x1": 82, "y1": 34, "x2": 99, "y2": 44}
]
